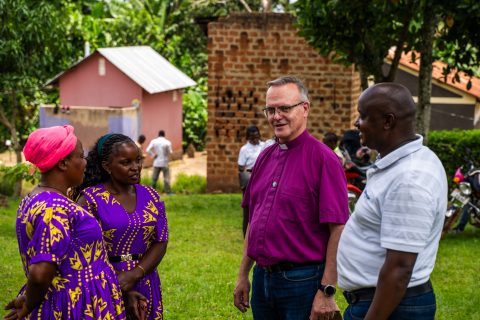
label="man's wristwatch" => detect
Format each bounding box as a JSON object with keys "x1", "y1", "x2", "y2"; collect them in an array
[{"x1": 318, "y1": 284, "x2": 336, "y2": 297}]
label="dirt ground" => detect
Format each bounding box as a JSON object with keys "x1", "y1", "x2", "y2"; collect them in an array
[{"x1": 0, "y1": 151, "x2": 207, "y2": 184}]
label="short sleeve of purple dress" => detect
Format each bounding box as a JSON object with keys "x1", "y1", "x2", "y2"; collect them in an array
[
  {"x1": 15, "y1": 191, "x2": 126, "y2": 319},
  {"x1": 81, "y1": 184, "x2": 169, "y2": 320}
]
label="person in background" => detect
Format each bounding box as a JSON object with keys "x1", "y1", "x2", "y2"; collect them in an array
[
  {"x1": 74, "y1": 133, "x2": 168, "y2": 320},
  {"x1": 262, "y1": 135, "x2": 277, "y2": 150},
  {"x1": 238, "y1": 125, "x2": 265, "y2": 237},
  {"x1": 136, "y1": 134, "x2": 147, "y2": 162},
  {"x1": 323, "y1": 132, "x2": 346, "y2": 165},
  {"x1": 340, "y1": 129, "x2": 373, "y2": 167},
  {"x1": 136, "y1": 134, "x2": 146, "y2": 149},
  {"x1": 5, "y1": 125, "x2": 129, "y2": 320},
  {"x1": 233, "y1": 76, "x2": 349, "y2": 320},
  {"x1": 337, "y1": 83, "x2": 447, "y2": 320},
  {"x1": 146, "y1": 130, "x2": 172, "y2": 194}
]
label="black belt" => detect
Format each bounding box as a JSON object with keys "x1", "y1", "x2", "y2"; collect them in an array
[
  {"x1": 109, "y1": 254, "x2": 143, "y2": 262},
  {"x1": 343, "y1": 280, "x2": 433, "y2": 304},
  {"x1": 262, "y1": 261, "x2": 324, "y2": 273}
]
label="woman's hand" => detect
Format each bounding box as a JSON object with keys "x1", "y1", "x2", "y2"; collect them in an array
[
  {"x1": 124, "y1": 291, "x2": 147, "y2": 320},
  {"x1": 117, "y1": 270, "x2": 142, "y2": 292},
  {"x1": 4, "y1": 295, "x2": 29, "y2": 320}
]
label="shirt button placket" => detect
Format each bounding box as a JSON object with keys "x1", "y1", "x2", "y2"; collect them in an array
[{"x1": 257, "y1": 149, "x2": 287, "y2": 257}]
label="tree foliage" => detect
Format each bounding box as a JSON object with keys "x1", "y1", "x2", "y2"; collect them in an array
[
  {"x1": 294, "y1": 0, "x2": 480, "y2": 138},
  {"x1": 0, "y1": 0, "x2": 81, "y2": 196},
  {"x1": 0, "y1": 1, "x2": 75, "y2": 156},
  {"x1": 434, "y1": 0, "x2": 480, "y2": 87},
  {"x1": 295, "y1": 0, "x2": 421, "y2": 89},
  {"x1": 183, "y1": 78, "x2": 207, "y2": 151}
]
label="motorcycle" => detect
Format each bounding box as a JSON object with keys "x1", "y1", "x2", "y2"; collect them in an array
[
  {"x1": 442, "y1": 158, "x2": 480, "y2": 236},
  {"x1": 347, "y1": 183, "x2": 362, "y2": 215},
  {"x1": 345, "y1": 162, "x2": 372, "y2": 215}
]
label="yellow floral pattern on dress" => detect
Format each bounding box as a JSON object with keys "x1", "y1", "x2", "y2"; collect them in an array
[
  {"x1": 146, "y1": 200, "x2": 158, "y2": 215},
  {"x1": 99, "y1": 191, "x2": 110, "y2": 204},
  {"x1": 69, "y1": 251, "x2": 84, "y2": 270},
  {"x1": 81, "y1": 184, "x2": 168, "y2": 320},
  {"x1": 143, "y1": 225, "x2": 155, "y2": 240},
  {"x1": 143, "y1": 210, "x2": 156, "y2": 224},
  {"x1": 14, "y1": 192, "x2": 126, "y2": 319},
  {"x1": 68, "y1": 286, "x2": 82, "y2": 308},
  {"x1": 80, "y1": 243, "x2": 94, "y2": 264},
  {"x1": 94, "y1": 241, "x2": 103, "y2": 261},
  {"x1": 51, "y1": 276, "x2": 70, "y2": 290}
]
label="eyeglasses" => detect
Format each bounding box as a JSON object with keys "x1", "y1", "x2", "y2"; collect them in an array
[{"x1": 263, "y1": 101, "x2": 305, "y2": 117}]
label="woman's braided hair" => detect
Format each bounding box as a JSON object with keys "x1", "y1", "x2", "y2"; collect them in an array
[{"x1": 70, "y1": 133, "x2": 136, "y2": 200}]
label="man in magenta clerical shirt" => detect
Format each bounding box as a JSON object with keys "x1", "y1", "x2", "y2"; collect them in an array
[{"x1": 233, "y1": 76, "x2": 349, "y2": 320}]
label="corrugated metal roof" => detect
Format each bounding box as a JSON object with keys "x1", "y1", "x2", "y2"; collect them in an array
[{"x1": 97, "y1": 46, "x2": 196, "y2": 94}]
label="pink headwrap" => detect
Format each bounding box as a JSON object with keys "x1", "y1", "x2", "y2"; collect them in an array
[{"x1": 23, "y1": 125, "x2": 78, "y2": 173}]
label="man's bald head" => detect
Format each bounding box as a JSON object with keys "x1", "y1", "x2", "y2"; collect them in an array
[
  {"x1": 355, "y1": 83, "x2": 418, "y2": 156},
  {"x1": 359, "y1": 83, "x2": 416, "y2": 127}
]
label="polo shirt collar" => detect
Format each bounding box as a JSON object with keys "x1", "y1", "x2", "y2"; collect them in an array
[
  {"x1": 374, "y1": 134, "x2": 424, "y2": 170},
  {"x1": 278, "y1": 129, "x2": 309, "y2": 150}
]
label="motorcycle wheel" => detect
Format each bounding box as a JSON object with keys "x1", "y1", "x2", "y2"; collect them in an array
[{"x1": 442, "y1": 207, "x2": 461, "y2": 238}]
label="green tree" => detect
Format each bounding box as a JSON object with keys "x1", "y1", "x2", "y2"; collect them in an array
[
  {"x1": 74, "y1": 0, "x2": 261, "y2": 150},
  {"x1": 0, "y1": 0, "x2": 78, "y2": 196},
  {"x1": 295, "y1": 0, "x2": 419, "y2": 90},
  {"x1": 294, "y1": 0, "x2": 480, "y2": 138}
]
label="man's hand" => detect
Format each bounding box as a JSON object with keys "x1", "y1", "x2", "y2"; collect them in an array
[
  {"x1": 4, "y1": 295, "x2": 29, "y2": 320},
  {"x1": 309, "y1": 291, "x2": 340, "y2": 320},
  {"x1": 233, "y1": 276, "x2": 251, "y2": 313}
]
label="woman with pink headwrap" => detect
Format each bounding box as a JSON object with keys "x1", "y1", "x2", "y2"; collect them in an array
[{"x1": 4, "y1": 125, "x2": 132, "y2": 319}]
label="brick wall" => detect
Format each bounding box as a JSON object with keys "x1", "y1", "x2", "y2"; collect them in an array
[{"x1": 206, "y1": 13, "x2": 361, "y2": 192}]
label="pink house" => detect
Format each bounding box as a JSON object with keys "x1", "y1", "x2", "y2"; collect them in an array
[{"x1": 44, "y1": 46, "x2": 196, "y2": 157}]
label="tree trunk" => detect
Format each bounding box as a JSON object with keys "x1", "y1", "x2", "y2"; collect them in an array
[
  {"x1": 357, "y1": 65, "x2": 369, "y2": 90},
  {"x1": 416, "y1": 1, "x2": 438, "y2": 143},
  {"x1": 0, "y1": 91, "x2": 23, "y2": 197},
  {"x1": 261, "y1": 0, "x2": 272, "y2": 12}
]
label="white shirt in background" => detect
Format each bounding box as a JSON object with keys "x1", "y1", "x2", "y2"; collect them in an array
[
  {"x1": 146, "y1": 136, "x2": 172, "y2": 168},
  {"x1": 238, "y1": 141, "x2": 265, "y2": 170}
]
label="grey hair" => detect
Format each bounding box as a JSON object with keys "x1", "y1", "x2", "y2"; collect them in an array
[{"x1": 267, "y1": 76, "x2": 309, "y2": 101}]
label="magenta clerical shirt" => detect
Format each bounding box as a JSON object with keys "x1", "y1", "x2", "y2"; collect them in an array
[{"x1": 242, "y1": 130, "x2": 349, "y2": 267}]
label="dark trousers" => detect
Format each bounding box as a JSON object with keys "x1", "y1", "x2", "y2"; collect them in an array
[
  {"x1": 152, "y1": 166, "x2": 171, "y2": 193},
  {"x1": 251, "y1": 263, "x2": 325, "y2": 320},
  {"x1": 344, "y1": 290, "x2": 436, "y2": 319}
]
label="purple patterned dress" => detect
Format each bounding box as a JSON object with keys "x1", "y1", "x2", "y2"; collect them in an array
[
  {"x1": 15, "y1": 191, "x2": 126, "y2": 319},
  {"x1": 81, "y1": 184, "x2": 168, "y2": 320}
]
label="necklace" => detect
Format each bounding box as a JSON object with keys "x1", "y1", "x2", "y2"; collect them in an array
[{"x1": 37, "y1": 184, "x2": 67, "y2": 196}]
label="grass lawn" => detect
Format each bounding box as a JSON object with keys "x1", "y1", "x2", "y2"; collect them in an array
[{"x1": 0, "y1": 194, "x2": 479, "y2": 319}]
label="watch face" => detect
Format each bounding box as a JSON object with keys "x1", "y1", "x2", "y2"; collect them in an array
[{"x1": 324, "y1": 285, "x2": 336, "y2": 296}]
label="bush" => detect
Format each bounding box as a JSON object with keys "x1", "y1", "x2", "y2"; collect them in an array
[
  {"x1": 171, "y1": 173, "x2": 206, "y2": 194},
  {"x1": 141, "y1": 173, "x2": 206, "y2": 195},
  {"x1": 428, "y1": 130, "x2": 480, "y2": 180},
  {"x1": 0, "y1": 169, "x2": 14, "y2": 196},
  {"x1": 182, "y1": 78, "x2": 207, "y2": 151},
  {"x1": 0, "y1": 164, "x2": 39, "y2": 196}
]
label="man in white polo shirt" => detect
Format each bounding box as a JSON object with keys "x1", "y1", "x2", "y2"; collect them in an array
[
  {"x1": 146, "y1": 130, "x2": 173, "y2": 194},
  {"x1": 337, "y1": 83, "x2": 447, "y2": 320},
  {"x1": 238, "y1": 125, "x2": 265, "y2": 237}
]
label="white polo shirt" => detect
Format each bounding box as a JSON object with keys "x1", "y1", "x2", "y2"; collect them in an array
[
  {"x1": 337, "y1": 135, "x2": 447, "y2": 291},
  {"x1": 146, "y1": 136, "x2": 172, "y2": 168},
  {"x1": 238, "y1": 141, "x2": 265, "y2": 170}
]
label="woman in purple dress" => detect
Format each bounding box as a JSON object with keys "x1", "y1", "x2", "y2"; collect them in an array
[
  {"x1": 5, "y1": 125, "x2": 126, "y2": 320},
  {"x1": 74, "y1": 133, "x2": 168, "y2": 320}
]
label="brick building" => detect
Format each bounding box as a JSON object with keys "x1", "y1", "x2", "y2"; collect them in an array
[{"x1": 206, "y1": 13, "x2": 361, "y2": 192}]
